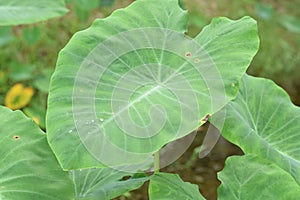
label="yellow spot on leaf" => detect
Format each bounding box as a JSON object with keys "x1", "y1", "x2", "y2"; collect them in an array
[
  {"x1": 194, "y1": 58, "x2": 200, "y2": 63},
  {"x1": 32, "y1": 116, "x2": 40, "y2": 125},
  {"x1": 5, "y1": 83, "x2": 34, "y2": 110}
]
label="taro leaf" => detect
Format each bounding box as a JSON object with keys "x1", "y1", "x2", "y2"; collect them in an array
[
  {"x1": 218, "y1": 155, "x2": 300, "y2": 199},
  {"x1": 0, "y1": 106, "x2": 73, "y2": 199},
  {"x1": 0, "y1": 0, "x2": 68, "y2": 26},
  {"x1": 46, "y1": 0, "x2": 259, "y2": 170},
  {"x1": 149, "y1": 172, "x2": 204, "y2": 200},
  {"x1": 71, "y1": 168, "x2": 149, "y2": 200},
  {"x1": 213, "y1": 74, "x2": 300, "y2": 185}
]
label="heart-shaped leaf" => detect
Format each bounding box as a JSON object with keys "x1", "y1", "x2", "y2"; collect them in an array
[
  {"x1": 0, "y1": 106, "x2": 73, "y2": 199},
  {"x1": 47, "y1": 0, "x2": 259, "y2": 170},
  {"x1": 213, "y1": 75, "x2": 300, "y2": 185}
]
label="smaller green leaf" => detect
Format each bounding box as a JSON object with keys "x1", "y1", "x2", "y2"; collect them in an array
[
  {"x1": 74, "y1": 5, "x2": 90, "y2": 22},
  {"x1": 8, "y1": 63, "x2": 35, "y2": 81},
  {"x1": 218, "y1": 155, "x2": 300, "y2": 200},
  {"x1": 280, "y1": 15, "x2": 300, "y2": 33},
  {"x1": 0, "y1": 106, "x2": 73, "y2": 200},
  {"x1": 0, "y1": 26, "x2": 14, "y2": 47},
  {"x1": 71, "y1": 168, "x2": 149, "y2": 200},
  {"x1": 212, "y1": 74, "x2": 300, "y2": 185},
  {"x1": 75, "y1": 0, "x2": 99, "y2": 10},
  {"x1": 22, "y1": 26, "x2": 40, "y2": 45},
  {"x1": 33, "y1": 68, "x2": 53, "y2": 93},
  {"x1": 0, "y1": 0, "x2": 68, "y2": 25},
  {"x1": 149, "y1": 172, "x2": 204, "y2": 200},
  {"x1": 99, "y1": 0, "x2": 115, "y2": 7},
  {"x1": 254, "y1": 3, "x2": 274, "y2": 20}
]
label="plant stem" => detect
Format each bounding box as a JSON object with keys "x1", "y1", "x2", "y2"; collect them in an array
[{"x1": 154, "y1": 150, "x2": 160, "y2": 174}]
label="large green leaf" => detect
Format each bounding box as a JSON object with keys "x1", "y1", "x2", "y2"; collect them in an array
[
  {"x1": 213, "y1": 74, "x2": 300, "y2": 185},
  {"x1": 149, "y1": 172, "x2": 205, "y2": 200},
  {"x1": 0, "y1": 106, "x2": 73, "y2": 199},
  {"x1": 71, "y1": 168, "x2": 149, "y2": 200},
  {"x1": 0, "y1": 0, "x2": 68, "y2": 25},
  {"x1": 47, "y1": 0, "x2": 259, "y2": 170},
  {"x1": 218, "y1": 155, "x2": 300, "y2": 199}
]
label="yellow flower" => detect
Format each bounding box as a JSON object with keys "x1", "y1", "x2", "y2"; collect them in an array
[{"x1": 5, "y1": 83, "x2": 34, "y2": 110}]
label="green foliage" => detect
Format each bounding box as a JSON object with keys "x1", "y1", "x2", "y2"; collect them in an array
[
  {"x1": 0, "y1": 106, "x2": 74, "y2": 199},
  {"x1": 22, "y1": 26, "x2": 40, "y2": 45},
  {"x1": 100, "y1": 0, "x2": 115, "y2": 7},
  {"x1": 46, "y1": 0, "x2": 258, "y2": 170},
  {"x1": 185, "y1": 0, "x2": 300, "y2": 104},
  {"x1": 0, "y1": 26, "x2": 14, "y2": 47},
  {"x1": 1, "y1": 0, "x2": 300, "y2": 199},
  {"x1": 279, "y1": 15, "x2": 300, "y2": 33},
  {"x1": 8, "y1": 63, "x2": 36, "y2": 82},
  {"x1": 149, "y1": 172, "x2": 205, "y2": 200},
  {"x1": 72, "y1": 169, "x2": 149, "y2": 199},
  {"x1": 0, "y1": 0, "x2": 68, "y2": 25},
  {"x1": 218, "y1": 155, "x2": 300, "y2": 199},
  {"x1": 213, "y1": 74, "x2": 300, "y2": 186},
  {"x1": 0, "y1": 107, "x2": 149, "y2": 200},
  {"x1": 254, "y1": 3, "x2": 274, "y2": 20}
]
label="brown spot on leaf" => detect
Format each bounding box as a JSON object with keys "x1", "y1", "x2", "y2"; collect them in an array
[
  {"x1": 185, "y1": 52, "x2": 192, "y2": 57},
  {"x1": 13, "y1": 135, "x2": 20, "y2": 140}
]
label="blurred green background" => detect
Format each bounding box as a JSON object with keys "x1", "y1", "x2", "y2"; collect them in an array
[{"x1": 185, "y1": 0, "x2": 300, "y2": 105}]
